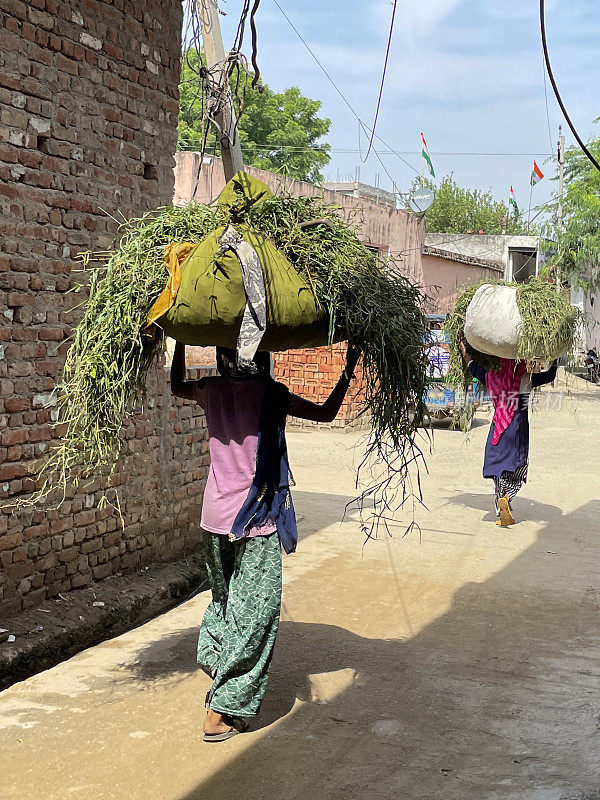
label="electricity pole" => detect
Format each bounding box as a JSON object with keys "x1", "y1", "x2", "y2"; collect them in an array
[
  {"x1": 197, "y1": 0, "x2": 244, "y2": 181},
  {"x1": 556, "y1": 125, "x2": 565, "y2": 287}
]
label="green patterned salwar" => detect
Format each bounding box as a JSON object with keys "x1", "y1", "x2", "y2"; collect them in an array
[{"x1": 197, "y1": 531, "x2": 282, "y2": 718}]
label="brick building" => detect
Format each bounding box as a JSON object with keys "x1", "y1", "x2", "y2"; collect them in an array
[{"x1": 0, "y1": 1, "x2": 213, "y2": 617}]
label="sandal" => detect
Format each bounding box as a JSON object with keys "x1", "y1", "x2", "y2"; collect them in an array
[
  {"x1": 497, "y1": 495, "x2": 515, "y2": 527},
  {"x1": 203, "y1": 714, "x2": 249, "y2": 743}
]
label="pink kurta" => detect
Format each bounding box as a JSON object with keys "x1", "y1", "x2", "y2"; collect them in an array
[{"x1": 194, "y1": 377, "x2": 276, "y2": 538}]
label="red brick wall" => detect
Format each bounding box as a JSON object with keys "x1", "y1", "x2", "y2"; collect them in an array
[
  {"x1": 0, "y1": 0, "x2": 213, "y2": 617},
  {"x1": 273, "y1": 343, "x2": 368, "y2": 428}
]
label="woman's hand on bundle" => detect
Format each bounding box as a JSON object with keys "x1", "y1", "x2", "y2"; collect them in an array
[
  {"x1": 345, "y1": 342, "x2": 361, "y2": 375},
  {"x1": 458, "y1": 336, "x2": 471, "y2": 364},
  {"x1": 288, "y1": 341, "x2": 362, "y2": 423}
]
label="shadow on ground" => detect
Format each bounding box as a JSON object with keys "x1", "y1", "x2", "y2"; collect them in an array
[
  {"x1": 125, "y1": 489, "x2": 358, "y2": 684},
  {"x1": 448, "y1": 491, "x2": 564, "y2": 524},
  {"x1": 292, "y1": 490, "x2": 361, "y2": 543},
  {"x1": 124, "y1": 500, "x2": 600, "y2": 800}
]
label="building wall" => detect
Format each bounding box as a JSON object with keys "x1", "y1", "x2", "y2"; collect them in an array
[
  {"x1": 571, "y1": 287, "x2": 600, "y2": 353},
  {"x1": 0, "y1": 0, "x2": 213, "y2": 617},
  {"x1": 174, "y1": 153, "x2": 426, "y2": 284},
  {"x1": 424, "y1": 233, "x2": 539, "y2": 277},
  {"x1": 421, "y1": 253, "x2": 504, "y2": 314},
  {"x1": 272, "y1": 344, "x2": 367, "y2": 429}
]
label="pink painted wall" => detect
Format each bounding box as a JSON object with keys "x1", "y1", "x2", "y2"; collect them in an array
[
  {"x1": 422, "y1": 253, "x2": 503, "y2": 314},
  {"x1": 173, "y1": 153, "x2": 426, "y2": 284}
]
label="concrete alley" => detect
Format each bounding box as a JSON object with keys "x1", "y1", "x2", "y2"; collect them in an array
[{"x1": 1, "y1": 373, "x2": 599, "y2": 800}]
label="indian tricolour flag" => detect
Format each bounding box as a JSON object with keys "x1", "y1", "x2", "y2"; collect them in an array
[
  {"x1": 509, "y1": 186, "x2": 519, "y2": 215},
  {"x1": 421, "y1": 132, "x2": 435, "y2": 178},
  {"x1": 530, "y1": 160, "x2": 544, "y2": 186}
]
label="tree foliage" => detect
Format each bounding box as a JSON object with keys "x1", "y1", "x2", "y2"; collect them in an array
[
  {"x1": 177, "y1": 48, "x2": 331, "y2": 183},
  {"x1": 542, "y1": 120, "x2": 600, "y2": 292},
  {"x1": 412, "y1": 175, "x2": 525, "y2": 235}
]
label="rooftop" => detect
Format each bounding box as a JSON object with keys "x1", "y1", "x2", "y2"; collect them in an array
[{"x1": 422, "y1": 244, "x2": 504, "y2": 271}]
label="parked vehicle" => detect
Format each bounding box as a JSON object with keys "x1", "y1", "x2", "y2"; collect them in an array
[
  {"x1": 423, "y1": 314, "x2": 487, "y2": 429},
  {"x1": 583, "y1": 348, "x2": 600, "y2": 384}
]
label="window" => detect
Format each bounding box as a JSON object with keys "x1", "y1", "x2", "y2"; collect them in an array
[{"x1": 508, "y1": 247, "x2": 537, "y2": 283}]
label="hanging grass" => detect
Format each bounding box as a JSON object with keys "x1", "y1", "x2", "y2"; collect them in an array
[
  {"x1": 445, "y1": 277, "x2": 579, "y2": 386},
  {"x1": 246, "y1": 195, "x2": 428, "y2": 455},
  {"x1": 17, "y1": 191, "x2": 428, "y2": 536},
  {"x1": 22, "y1": 204, "x2": 219, "y2": 506}
]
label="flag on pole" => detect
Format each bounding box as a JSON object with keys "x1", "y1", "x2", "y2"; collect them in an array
[
  {"x1": 421, "y1": 132, "x2": 435, "y2": 178},
  {"x1": 509, "y1": 185, "x2": 519, "y2": 215},
  {"x1": 530, "y1": 161, "x2": 544, "y2": 186}
]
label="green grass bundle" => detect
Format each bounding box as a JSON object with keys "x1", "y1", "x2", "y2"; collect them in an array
[
  {"x1": 25, "y1": 189, "x2": 428, "y2": 534},
  {"x1": 445, "y1": 277, "x2": 579, "y2": 386}
]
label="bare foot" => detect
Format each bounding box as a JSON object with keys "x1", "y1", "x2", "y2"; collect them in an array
[{"x1": 203, "y1": 709, "x2": 233, "y2": 736}]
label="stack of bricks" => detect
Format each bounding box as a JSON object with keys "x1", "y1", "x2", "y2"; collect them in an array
[
  {"x1": 0, "y1": 0, "x2": 214, "y2": 617},
  {"x1": 273, "y1": 343, "x2": 368, "y2": 429}
]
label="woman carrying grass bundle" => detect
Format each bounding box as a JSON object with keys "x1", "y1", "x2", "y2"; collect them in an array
[
  {"x1": 171, "y1": 340, "x2": 360, "y2": 742},
  {"x1": 458, "y1": 338, "x2": 557, "y2": 527}
]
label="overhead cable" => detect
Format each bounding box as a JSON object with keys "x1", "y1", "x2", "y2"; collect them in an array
[
  {"x1": 540, "y1": 0, "x2": 600, "y2": 172},
  {"x1": 179, "y1": 143, "x2": 553, "y2": 157},
  {"x1": 541, "y1": 50, "x2": 554, "y2": 153},
  {"x1": 363, "y1": 0, "x2": 398, "y2": 162},
  {"x1": 271, "y1": 0, "x2": 420, "y2": 179}
]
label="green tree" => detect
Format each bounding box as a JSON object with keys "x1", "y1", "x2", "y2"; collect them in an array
[
  {"x1": 412, "y1": 175, "x2": 526, "y2": 234},
  {"x1": 178, "y1": 49, "x2": 331, "y2": 183},
  {"x1": 542, "y1": 120, "x2": 600, "y2": 291}
]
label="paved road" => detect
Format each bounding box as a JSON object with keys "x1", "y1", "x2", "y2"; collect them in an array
[{"x1": 1, "y1": 374, "x2": 599, "y2": 800}]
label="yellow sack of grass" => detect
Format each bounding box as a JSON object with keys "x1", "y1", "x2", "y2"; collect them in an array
[{"x1": 147, "y1": 172, "x2": 330, "y2": 351}]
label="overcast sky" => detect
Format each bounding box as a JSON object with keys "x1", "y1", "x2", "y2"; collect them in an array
[{"x1": 200, "y1": 0, "x2": 599, "y2": 210}]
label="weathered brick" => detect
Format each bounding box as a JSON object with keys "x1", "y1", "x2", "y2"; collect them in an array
[
  {"x1": 35, "y1": 552, "x2": 57, "y2": 572},
  {"x1": 0, "y1": 532, "x2": 23, "y2": 552},
  {"x1": 7, "y1": 292, "x2": 32, "y2": 308},
  {"x1": 2, "y1": 0, "x2": 28, "y2": 18},
  {"x1": 80, "y1": 538, "x2": 101, "y2": 555},
  {"x1": 1, "y1": 429, "x2": 27, "y2": 446},
  {"x1": 0, "y1": 463, "x2": 27, "y2": 481},
  {"x1": 8, "y1": 559, "x2": 34, "y2": 580},
  {"x1": 70, "y1": 571, "x2": 92, "y2": 589},
  {"x1": 0, "y1": 0, "x2": 213, "y2": 616},
  {"x1": 27, "y1": 7, "x2": 55, "y2": 30},
  {"x1": 92, "y1": 562, "x2": 112, "y2": 580},
  {"x1": 74, "y1": 510, "x2": 95, "y2": 527},
  {"x1": 58, "y1": 546, "x2": 78, "y2": 563},
  {"x1": 24, "y1": 522, "x2": 49, "y2": 539}
]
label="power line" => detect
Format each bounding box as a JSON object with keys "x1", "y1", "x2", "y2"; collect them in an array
[
  {"x1": 178, "y1": 143, "x2": 554, "y2": 157},
  {"x1": 268, "y1": 1, "x2": 559, "y2": 181},
  {"x1": 269, "y1": 0, "x2": 401, "y2": 188},
  {"x1": 392, "y1": 151, "x2": 553, "y2": 157},
  {"x1": 271, "y1": 0, "x2": 420, "y2": 182},
  {"x1": 541, "y1": 49, "x2": 554, "y2": 153},
  {"x1": 540, "y1": 0, "x2": 600, "y2": 173},
  {"x1": 363, "y1": 0, "x2": 398, "y2": 162}
]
